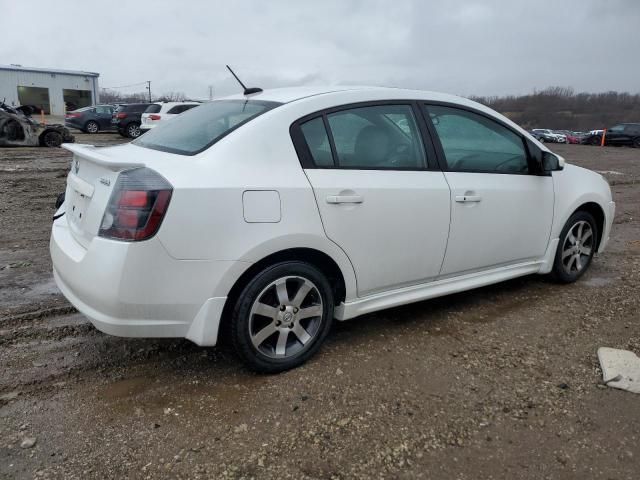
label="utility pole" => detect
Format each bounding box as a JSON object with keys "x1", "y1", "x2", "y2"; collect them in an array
[
  {"x1": 208, "y1": 85, "x2": 214, "y2": 101},
  {"x1": 146, "y1": 81, "x2": 152, "y2": 102}
]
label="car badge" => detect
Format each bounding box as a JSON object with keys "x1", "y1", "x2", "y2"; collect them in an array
[{"x1": 100, "y1": 178, "x2": 111, "y2": 186}]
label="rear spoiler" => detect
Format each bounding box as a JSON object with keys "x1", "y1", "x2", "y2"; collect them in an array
[{"x1": 62, "y1": 144, "x2": 145, "y2": 171}]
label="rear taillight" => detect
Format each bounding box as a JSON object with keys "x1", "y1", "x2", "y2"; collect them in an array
[
  {"x1": 116, "y1": 112, "x2": 128, "y2": 119},
  {"x1": 66, "y1": 113, "x2": 81, "y2": 119},
  {"x1": 149, "y1": 114, "x2": 161, "y2": 121},
  {"x1": 99, "y1": 168, "x2": 172, "y2": 241}
]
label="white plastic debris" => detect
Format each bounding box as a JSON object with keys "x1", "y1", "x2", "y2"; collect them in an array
[{"x1": 597, "y1": 347, "x2": 640, "y2": 394}]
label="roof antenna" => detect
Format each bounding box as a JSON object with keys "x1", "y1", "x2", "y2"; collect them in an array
[{"x1": 226, "y1": 65, "x2": 263, "y2": 95}]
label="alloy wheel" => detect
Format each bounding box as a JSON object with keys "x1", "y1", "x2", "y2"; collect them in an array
[
  {"x1": 128, "y1": 124, "x2": 141, "y2": 138},
  {"x1": 86, "y1": 121, "x2": 98, "y2": 133},
  {"x1": 561, "y1": 220, "x2": 594, "y2": 274},
  {"x1": 248, "y1": 276, "x2": 323, "y2": 359}
]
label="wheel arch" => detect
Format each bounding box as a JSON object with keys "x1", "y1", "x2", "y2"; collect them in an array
[
  {"x1": 218, "y1": 247, "x2": 351, "y2": 343},
  {"x1": 573, "y1": 201, "x2": 606, "y2": 251}
]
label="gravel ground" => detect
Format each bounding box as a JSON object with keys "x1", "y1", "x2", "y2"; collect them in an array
[{"x1": 1, "y1": 136, "x2": 639, "y2": 479}]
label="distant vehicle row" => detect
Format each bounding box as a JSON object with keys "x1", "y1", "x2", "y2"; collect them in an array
[
  {"x1": 530, "y1": 124, "x2": 640, "y2": 147},
  {"x1": 64, "y1": 101, "x2": 201, "y2": 138}
]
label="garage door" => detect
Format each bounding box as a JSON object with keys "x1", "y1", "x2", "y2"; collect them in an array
[
  {"x1": 17, "y1": 86, "x2": 50, "y2": 114},
  {"x1": 63, "y1": 89, "x2": 92, "y2": 111}
]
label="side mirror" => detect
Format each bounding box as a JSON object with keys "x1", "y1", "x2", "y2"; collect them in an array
[{"x1": 541, "y1": 151, "x2": 565, "y2": 172}]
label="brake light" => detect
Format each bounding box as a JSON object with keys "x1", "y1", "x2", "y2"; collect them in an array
[
  {"x1": 149, "y1": 114, "x2": 161, "y2": 121},
  {"x1": 116, "y1": 112, "x2": 128, "y2": 119},
  {"x1": 66, "y1": 113, "x2": 81, "y2": 119},
  {"x1": 99, "y1": 168, "x2": 172, "y2": 241}
]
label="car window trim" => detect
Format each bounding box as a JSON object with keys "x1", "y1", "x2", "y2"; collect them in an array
[
  {"x1": 421, "y1": 101, "x2": 540, "y2": 176},
  {"x1": 290, "y1": 100, "x2": 440, "y2": 171}
]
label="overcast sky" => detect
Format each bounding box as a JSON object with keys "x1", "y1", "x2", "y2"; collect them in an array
[{"x1": 2, "y1": 0, "x2": 639, "y2": 99}]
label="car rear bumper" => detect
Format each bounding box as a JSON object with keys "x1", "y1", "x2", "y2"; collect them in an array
[{"x1": 50, "y1": 216, "x2": 242, "y2": 345}]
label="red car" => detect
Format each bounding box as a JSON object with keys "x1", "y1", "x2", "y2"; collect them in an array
[{"x1": 557, "y1": 130, "x2": 581, "y2": 144}]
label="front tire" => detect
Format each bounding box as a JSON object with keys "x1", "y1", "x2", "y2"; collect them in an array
[
  {"x1": 551, "y1": 211, "x2": 597, "y2": 283},
  {"x1": 231, "y1": 261, "x2": 334, "y2": 373},
  {"x1": 633, "y1": 137, "x2": 640, "y2": 148},
  {"x1": 590, "y1": 136, "x2": 602, "y2": 146},
  {"x1": 41, "y1": 131, "x2": 63, "y2": 147}
]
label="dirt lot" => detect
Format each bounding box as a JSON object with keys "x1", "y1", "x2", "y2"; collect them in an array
[{"x1": 1, "y1": 136, "x2": 639, "y2": 479}]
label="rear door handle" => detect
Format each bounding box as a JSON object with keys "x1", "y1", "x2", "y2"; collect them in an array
[
  {"x1": 326, "y1": 195, "x2": 364, "y2": 204},
  {"x1": 455, "y1": 195, "x2": 482, "y2": 203}
]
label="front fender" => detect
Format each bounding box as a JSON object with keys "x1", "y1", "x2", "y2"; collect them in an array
[{"x1": 551, "y1": 164, "x2": 613, "y2": 251}]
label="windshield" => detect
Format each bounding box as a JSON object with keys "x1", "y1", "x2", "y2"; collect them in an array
[{"x1": 134, "y1": 100, "x2": 281, "y2": 155}]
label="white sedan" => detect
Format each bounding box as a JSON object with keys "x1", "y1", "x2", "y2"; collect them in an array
[{"x1": 50, "y1": 86, "x2": 615, "y2": 372}]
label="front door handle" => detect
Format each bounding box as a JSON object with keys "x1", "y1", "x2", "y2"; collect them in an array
[
  {"x1": 455, "y1": 195, "x2": 482, "y2": 203},
  {"x1": 326, "y1": 194, "x2": 364, "y2": 204}
]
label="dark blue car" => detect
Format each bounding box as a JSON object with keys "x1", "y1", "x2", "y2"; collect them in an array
[{"x1": 64, "y1": 105, "x2": 116, "y2": 133}]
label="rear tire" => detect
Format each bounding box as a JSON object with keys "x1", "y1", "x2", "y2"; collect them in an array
[
  {"x1": 231, "y1": 261, "x2": 334, "y2": 373},
  {"x1": 84, "y1": 121, "x2": 99, "y2": 134},
  {"x1": 550, "y1": 211, "x2": 598, "y2": 283},
  {"x1": 126, "y1": 123, "x2": 141, "y2": 138},
  {"x1": 633, "y1": 137, "x2": 640, "y2": 148},
  {"x1": 590, "y1": 136, "x2": 602, "y2": 146},
  {"x1": 539, "y1": 137, "x2": 545, "y2": 143}
]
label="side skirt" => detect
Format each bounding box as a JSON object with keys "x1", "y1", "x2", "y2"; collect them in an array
[{"x1": 334, "y1": 260, "x2": 546, "y2": 321}]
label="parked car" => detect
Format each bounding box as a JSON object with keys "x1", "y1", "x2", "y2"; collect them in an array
[
  {"x1": 65, "y1": 105, "x2": 116, "y2": 133},
  {"x1": 555, "y1": 130, "x2": 580, "y2": 144},
  {"x1": 582, "y1": 123, "x2": 640, "y2": 147},
  {"x1": 140, "y1": 101, "x2": 201, "y2": 134},
  {"x1": 51, "y1": 86, "x2": 615, "y2": 372},
  {"x1": 531, "y1": 129, "x2": 566, "y2": 143},
  {"x1": 111, "y1": 103, "x2": 153, "y2": 138}
]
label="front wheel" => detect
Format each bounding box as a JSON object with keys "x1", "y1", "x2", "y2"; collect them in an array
[
  {"x1": 231, "y1": 261, "x2": 334, "y2": 373},
  {"x1": 551, "y1": 211, "x2": 597, "y2": 283},
  {"x1": 41, "y1": 131, "x2": 63, "y2": 147},
  {"x1": 633, "y1": 137, "x2": 640, "y2": 148},
  {"x1": 590, "y1": 136, "x2": 602, "y2": 146}
]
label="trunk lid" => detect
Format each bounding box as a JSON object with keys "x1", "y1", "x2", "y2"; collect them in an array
[{"x1": 62, "y1": 144, "x2": 144, "y2": 248}]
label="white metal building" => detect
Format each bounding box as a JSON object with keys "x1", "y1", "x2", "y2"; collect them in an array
[{"x1": 0, "y1": 65, "x2": 100, "y2": 115}]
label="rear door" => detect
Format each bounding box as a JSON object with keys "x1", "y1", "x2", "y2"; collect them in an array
[
  {"x1": 423, "y1": 104, "x2": 553, "y2": 277},
  {"x1": 292, "y1": 102, "x2": 451, "y2": 297}
]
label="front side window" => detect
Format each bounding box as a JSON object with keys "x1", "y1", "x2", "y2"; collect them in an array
[
  {"x1": 95, "y1": 106, "x2": 110, "y2": 114},
  {"x1": 134, "y1": 100, "x2": 280, "y2": 155},
  {"x1": 427, "y1": 105, "x2": 529, "y2": 174}
]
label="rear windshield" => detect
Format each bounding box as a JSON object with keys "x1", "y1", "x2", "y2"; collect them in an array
[
  {"x1": 145, "y1": 104, "x2": 162, "y2": 113},
  {"x1": 134, "y1": 100, "x2": 281, "y2": 155}
]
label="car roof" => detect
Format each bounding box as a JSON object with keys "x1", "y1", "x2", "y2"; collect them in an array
[{"x1": 221, "y1": 86, "x2": 473, "y2": 106}]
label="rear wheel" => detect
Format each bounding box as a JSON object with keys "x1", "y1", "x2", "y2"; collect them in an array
[
  {"x1": 84, "y1": 120, "x2": 99, "y2": 134},
  {"x1": 41, "y1": 130, "x2": 63, "y2": 147},
  {"x1": 551, "y1": 211, "x2": 597, "y2": 283},
  {"x1": 633, "y1": 137, "x2": 640, "y2": 148},
  {"x1": 231, "y1": 261, "x2": 334, "y2": 373},
  {"x1": 590, "y1": 136, "x2": 602, "y2": 146},
  {"x1": 538, "y1": 137, "x2": 545, "y2": 143},
  {"x1": 126, "y1": 123, "x2": 141, "y2": 138}
]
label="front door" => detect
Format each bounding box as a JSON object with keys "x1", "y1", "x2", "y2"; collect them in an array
[
  {"x1": 424, "y1": 104, "x2": 554, "y2": 277},
  {"x1": 294, "y1": 103, "x2": 451, "y2": 297}
]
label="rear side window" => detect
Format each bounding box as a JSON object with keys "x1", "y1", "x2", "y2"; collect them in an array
[
  {"x1": 300, "y1": 117, "x2": 333, "y2": 167},
  {"x1": 134, "y1": 100, "x2": 280, "y2": 155},
  {"x1": 145, "y1": 104, "x2": 162, "y2": 113},
  {"x1": 167, "y1": 104, "x2": 199, "y2": 114},
  {"x1": 298, "y1": 105, "x2": 426, "y2": 169},
  {"x1": 427, "y1": 105, "x2": 529, "y2": 174}
]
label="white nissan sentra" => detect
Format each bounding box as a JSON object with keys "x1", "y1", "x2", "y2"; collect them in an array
[{"x1": 51, "y1": 86, "x2": 615, "y2": 372}]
